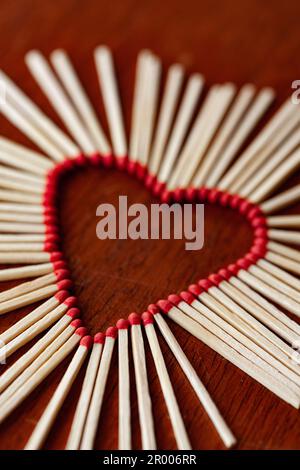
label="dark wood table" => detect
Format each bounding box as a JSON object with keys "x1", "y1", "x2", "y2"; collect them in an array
[{"x1": 0, "y1": 0, "x2": 299, "y2": 450}]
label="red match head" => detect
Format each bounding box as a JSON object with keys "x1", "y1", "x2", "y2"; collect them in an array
[
  {"x1": 167, "y1": 294, "x2": 182, "y2": 306},
  {"x1": 106, "y1": 326, "x2": 118, "y2": 339},
  {"x1": 94, "y1": 332, "x2": 105, "y2": 344},
  {"x1": 157, "y1": 299, "x2": 173, "y2": 314},
  {"x1": 188, "y1": 284, "x2": 203, "y2": 297},
  {"x1": 128, "y1": 312, "x2": 141, "y2": 325},
  {"x1": 116, "y1": 318, "x2": 129, "y2": 330},
  {"x1": 67, "y1": 307, "x2": 80, "y2": 319},
  {"x1": 80, "y1": 335, "x2": 93, "y2": 349},
  {"x1": 54, "y1": 269, "x2": 70, "y2": 282},
  {"x1": 55, "y1": 290, "x2": 69, "y2": 303},
  {"x1": 70, "y1": 319, "x2": 82, "y2": 329},
  {"x1": 198, "y1": 279, "x2": 213, "y2": 291},
  {"x1": 64, "y1": 296, "x2": 77, "y2": 307},
  {"x1": 141, "y1": 311, "x2": 154, "y2": 326},
  {"x1": 147, "y1": 304, "x2": 160, "y2": 315},
  {"x1": 180, "y1": 291, "x2": 195, "y2": 304}
]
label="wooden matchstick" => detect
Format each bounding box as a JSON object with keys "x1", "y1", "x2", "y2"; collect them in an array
[
  {"x1": 0, "y1": 189, "x2": 42, "y2": 204},
  {"x1": 128, "y1": 313, "x2": 156, "y2": 450},
  {"x1": 0, "y1": 176, "x2": 44, "y2": 195},
  {"x1": 24, "y1": 335, "x2": 92, "y2": 450},
  {"x1": 0, "y1": 309, "x2": 80, "y2": 395},
  {"x1": 80, "y1": 327, "x2": 117, "y2": 450},
  {"x1": 94, "y1": 46, "x2": 127, "y2": 158},
  {"x1": 193, "y1": 84, "x2": 255, "y2": 187},
  {"x1": 0, "y1": 203, "x2": 44, "y2": 214},
  {"x1": 0, "y1": 326, "x2": 87, "y2": 425},
  {"x1": 25, "y1": 50, "x2": 97, "y2": 156},
  {"x1": 142, "y1": 312, "x2": 191, "y2": 450},
  {"x1": 0, "y1": 70, "x2": 79, "y2": 158},
  {"x1": 0, "y1": 165, "x2": 46, "y2": 185},
  {"x1": 116, "y1": 319, "x2": 131, "y2": 450},
  {"x1": 0, "y1": 261, "x2": 61, "y2": 281},
  {"x1": 206, "y1": 87, "x2": 275, "y2": 187},
  {"x1": 257, "y1": 258, "x2": 300, "y2": 293},
  {"x1": 267, "y1": 229, "x2": 300, "y2": 246},
  {"x1": 266, "y1": 215, "x2": 300, "y2": 228},
  {"x1": 148, "y1": 64, "x2": 184, "y2": 176},
  {"x1": 157, "y1": 74, "x2": 204, "y2": 184},
  {"x1": 0, "y1": 212, "x2": 44, "y2": 224},
  {"x1": 265, "y1": 249, "x2": 300, "y2": 275},
  {"x1": 248, "y1": 263, "x2": 300, "y2": 302},
  {"x1": 148, "y1": 305, "x2": 236, "y2": 448},
  {"x1": 260, "y1": 184, "x2": 300, "y2": 214},
  {"x1": 267, "y1": 240, "x2": 300, "y2": 263},
  {"x1": 218, "y1": 97, "x2": 296, "y2": 191},
  {"x1": 51, "y1": 49, "x2": 111, "y2": 156},
  {"x1": 65, "y1": 332, "x2": 105, "y2": 450}
]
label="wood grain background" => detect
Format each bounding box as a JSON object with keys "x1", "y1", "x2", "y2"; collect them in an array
[{"x1": 0, "y1": 0, "x2": 299, "y2": 450}]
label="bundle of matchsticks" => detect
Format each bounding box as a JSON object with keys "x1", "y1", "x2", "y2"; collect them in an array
[{"x1": 0, "y1": 46, "x2": 299, "y2": 450}]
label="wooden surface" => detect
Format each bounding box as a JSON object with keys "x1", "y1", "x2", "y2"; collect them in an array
[{"x1": 0, "y1": 0, "x2": 299, "y2": 450}]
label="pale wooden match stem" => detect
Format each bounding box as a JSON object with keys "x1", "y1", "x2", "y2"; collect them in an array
[
  {"x1": 229, "y1": 276, "x2": 300, "y2": 337},
  {"x1": 0, "y1": 136, "x2": 54, "y2": 174},
  {"x1": 0, "y1": 302, "x2": 70, "y2": 362},
  {"x1": 167, "y1": 306, "x2": 299, "y2": 407},
  {"x1": 66, "y1": 339, "x2": 103, "y2": 450},
  {"x1": 267, "y1": 215, "x2": 300, "y2": 228},
  {"x1": 26, "y1": 50, "x2": 96, "y2": 155},
  {"x1": 267, "y1": 241, "x2": 300, "y2": 263},
  {"x1": 268, "y1": 229, "x2": 300, "y2": 247},
  {"x1": 0, "y1": 330, "x2": 83, "y2": 424},
  {"x1": 154, "y1": 312, "x2": 236, "y2": 448},
  {"x1": 0, "y1": 70, "x2": 79, "y2": 158},
  {"x1": 80, "y1": 335, "x2": 116, "y2": 450},
  {"x1": 260, "y1": 184, "x2": 300, "y2": 214},
  {"x1": 0, "y1": 203, "x2": 44, "y2": 214},
  {"x1": 0, "y1": 272, "x2": 58, "y2": 303},
  {"x1": 193, "y1": 84, "x2": 255, "y2": 187},
  {"x1": 0, "y1": 189, "x2": 42, "y2": 204},
  {"x1": 248, "y1": 264, "x2": 300, "y2": 302},
  {"x1": 0, "y1": 242, "x2": 49, "y2": 252},
  {"x1": 0, "y1": 176, "x2": 44, "y2": 194},
  {"x1": 184, "y1": 297, "x2": 300, "y2": 390},
  {"x1": 157, "y1": 74, "x2": 204, "y2": 183},
  {"x1": 0, "y1": 166, "x2": 46, "y2": 185},
  {"x1": 0, "y1": 294, "x2": 66, "y2": 344},
  {"x1": 144, "y1": 321, "x2": 191, "y2": 450},
  {"x1": 0, "y1": 223, "x2": 47, "y2": 235},
  {"x1": 0, "y1": 212, "x2": 44, "y2": 224},
  {"x1": 0, "y1": 314, "x2": 75, "y2": 394},
  {"x1": 25, "y1": 340, "x2": 90, "y2": 450},
  {"x1": 0, "y1": 262, "x2": 54, "y2": 281},
  {"x1": 265, "y1": 249, "x2": 300, "y2": 275},
  {"x1": 206, "y1": 87, "x2": 275, "y2": 187},
  {"x1": 148, "y1": 64, "x2": 184, "y2": 175},
  {"x1": 130, "y1": 322, "x2": 156, "y2": 450},
  {"x1": 257, "y1": 258, "x2": 300, "y2": 293},
  {"x1": 0, "y1": 320, "x2": 76, "y2": 404},
  {"x1": 218, "y1": 277, "x2": 299, "y2": 347},
  {"x1": 94, "y1": 46, "x2": 127, "y2": 157},
  {"x1": 118, "y1": 328, "x2": 131, "y2": 450},
  {"x1": 51, "y1": 49, "x2": 111, "y2": 156},
  {"x1": 218, "y1": 98, "x2": 296, "y2": 191},
  {"x1": 0, "y1": 283, "x2": 60, "y2": 316},
  {"x1": 129, "y1": 51, "x2": 151, "y2": 162}
]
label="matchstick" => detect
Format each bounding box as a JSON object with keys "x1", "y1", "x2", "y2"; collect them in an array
[
  {"x1": 0, "y1": 70, "x2": 79, "y2": 158},
  {"x1": 0, "y1": 309, "x2": 80, "y2": 395},
  {"x1": 248, "y1": 148, "x2": 300, "y2": 203},
  {"x1": 0, "y1": 189, "x2": 42, "y2": 204},
  {"x1": 266, "y1": 215, "x2": 300, "y2": 228},
  {"x1": 157, "y1": 301, "x2": 299, "y2": 407},
  {"x1": 0, "y1": 136, "x2": 54, "y2": 174},
  {"x1": 128, "y1": 313, "x2": 156, "y2": 450},
  {"x1": 257, "y1": 258, "x2": 300, "y2": 292},
  {"x1": 148, "y1": 64, "x2": 184, "y2": 176},
  {"x1": 0, "y1": 269, "x2": 68, "y2": 303},
  {"x1": 94, "y1": 46, "x2": 127, "y2": 158},
  {"x1": 260, "y1": 184, "x2": 300, "y2": 214},
  {"x1": 265, "y1": 249, "x2": 300, "y2": 274},
  {"x1": 142, "y1": 312, "x2": 191, "y2": 450},
  {"x1": 24, "y1": 335, "x2": 92, "y2": 450},
  {"x1": 267, "y1": 229, "x2": 300, "y2": 247},
  {"x1": 205, "y1": 87, "x2": 275, "y2": 187},
  {"x1": 116, "y1": 319, "x2": 131, "y2": 450},
  {"x1": 0, "y1": 242, "x2": 55, "y2": 252},
  {"x1": 218, "y1": 97, "x2": 296, "y2": 191},
  {"x1": 267, "y1": 240, "x2": 300, "y2": 263},
  {"x1": 157, "y1": 74, "x2": 204, "y2": 184},
  {"x1": 193, "y1": 84, "x2": 255, "y2": 187},
  {"x1": 0, "y1": 203, "x2": 44, "y2": 214},
  {"x1": 51, "y1": 49, "x2": 111, "y2": 156},
  {"x1": 169, "y1": 84, "x2": 236, "y2": 189},
  {"x1": 0, "y1": 250, "x2": 59, "y2": 261},
  {"x1": 25, "y1": 51, "x2": 96, "y2": 155},
  {"x1": 65, "y1": 332, "x2": 105, "y2": 450},
  {"x1": 129, "y1": 51, "x2": 152, "y2": 163},
  {"x1": 0, "y1": 177, "x2": 44, "y2": 195},
  {"x1": 239, "y1": 126, "x2": 300, "y2": 198},
  {"x1": 0, "y1": 326, "x2": 87, "y2": 425},
  {"x1": 0, "y1": 290, "x2": 71, "y2": 343},
  {"x1": 248, "y1": 263, "x2": 300, "y2": 302},
  {"x1": 0, "y1": 165, "x2": 46, "y2": 185},
  {"x1": 0, "y1": 212, "x2": 44, "y2": 224},
  {"x1": 148, "y1": 305, "x2": 236, "y2": 448},
  {"x1": 0, "y1": 260, "x2": 63, "y2": 282},
  {"x1": 0, "y1": 302, "x2": 78, "y2": 365},
  {"x1": 80, "y1": 327, "x2": 117, "y2": 450}
]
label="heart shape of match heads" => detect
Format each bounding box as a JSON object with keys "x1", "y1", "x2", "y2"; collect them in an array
[{"x1": 0, "y1": 47, "x2": 299, "y2": 450}]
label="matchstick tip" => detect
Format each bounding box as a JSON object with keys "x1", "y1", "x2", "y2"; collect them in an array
[
  {"x1": 71, "y1": 319, "x2": 82, "y2": 328},
  {"x1": 94, "y1": 332, "x2": 105, "y2": 344},
  {"x1": 145, "y1": 173, "x2": 157, "y2": 190},
  {"x1": 44, "y1": 242, "x2": 58, "y2": 252},
  {"x1": 64, "y1": 296, "x2": 78, "y2": 307},
  {"x1": 75, "y1": 326, "x2": 88, "y2": 337},
  {"x1": 141, "y1": 311, "x2": 154, "y2": 325},
  {"x1": 167, "y1": 294, "x2": 182, "y2": 306},
  {"x1": 115, "y1": 155, "x2": 128, "y2": 170},
  {"x1": 67, "y1": 307, "x2": 80, "y2": 319},
  {"x1": 50, "y1": 251, "x2": 64, "y2": 262},
  {"x1": 198, "y1": 279, "x2": 213, "y2": 291},
  {"x1": 185, "y1": 187, "x2": 197, "y2": 202},
  {"x1": 54, "y1": 269, "x2": 70, "y2": 281},
  {"x1": 198, "y1": 187, "x2": 209, "y2": 202},
  {"x1": 116, "y1": 318, "x2": 129, "y2": 330},
  {"x1": 80, "y1": 335, "x2": 93, "y2": 349},
  {"x1": 106, "y1": 326, "x2": 118, "y2": 338},
  {"x1": 218, "y1": 268, "x2": 231, "y2": 280},
  {"x1": 254, "y1": 227, "x2": 268, "y2": 238},
  {"x1": 153, "y1": 180, "x2": 165, "y2": 197},
  {"x1": 179, "y1": 291, "x2": 195, "y2": 304},
  {"x1": 236, "y1": 258, "x2": 252, "y2": 270},
  {"x1": 57, "y1": 279, "x2": 73, "y2": 290},
  {"x1": 147, "y1": 304, "x2": 159, "y2": 315},
  {"x1": 227, "y1": 263, "x2": 240, "y2": 275},
  {"x1": 208, "y1": 273, "x2": 223, "y2": 286},
  {"x1": 52, "y1": 260, "x2": 67, "y2": 270},
  {"x1": 188, "y1": 284, "x2": 202, "y2": 296},
  {"x1": 128, "y1": 312, "x2": 141, "y2": 325},
  {"x1": 55, "y1": 290, "x2": 69, "y2": 303},
  {"x1": 251, "y1": 216, "x2": 266, "y2": 228},
  {"x1": 157, "y1": 299, "x2": 173, "y2": 313}
]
